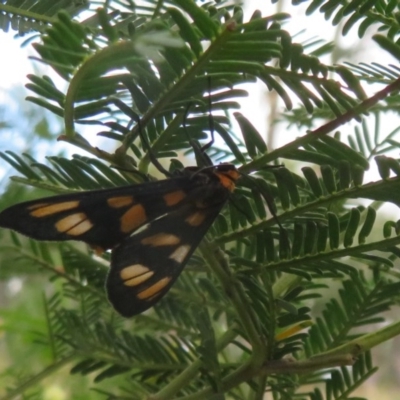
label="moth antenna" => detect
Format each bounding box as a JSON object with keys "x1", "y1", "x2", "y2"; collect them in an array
[
  {"x1": 201, "y1": 76, "x2": 215, "y2": 152},
  {"x1": 183, "y1": 100, "x2": 212, "y2": 167},
  {"x1": 136, "y1": 117, "x2": 172, "y2": 177}
]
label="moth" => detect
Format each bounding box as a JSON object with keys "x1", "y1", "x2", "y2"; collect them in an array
[{"x1": 0, "y1": 163, "x2": 239, "y2": 317}]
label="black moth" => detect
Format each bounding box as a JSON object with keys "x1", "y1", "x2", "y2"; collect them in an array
[{"x1": 0, "y1": 164, "x2": 239, "y2": 317}]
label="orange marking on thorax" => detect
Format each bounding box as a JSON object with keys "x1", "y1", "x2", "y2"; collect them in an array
[{"x1": 215, "y1": 170, "x2": 239, "y2": 192}]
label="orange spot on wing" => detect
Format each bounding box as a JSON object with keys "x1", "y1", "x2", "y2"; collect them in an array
[
  {"x1": 107, "y1": 196, "x2": 134, "y2": 208},
  {"x1": 120, "y1": 264, "x2": 150, "y2": 280},
  {"x1": 169, "y1": 245, "x2": 191, "y2": 263},
  {"x1": 27, "y1": 202, "x2": 49, "y2": 210},
  {"x1": 163, "y1": 190, "x2": 186, "y2": 206},
  {"x1": 137, "y1": 277, "x2": 172, "y2": 300},
  {"x1": 55, "y1": 213, "x2": 93, "y2": 235},
  {"x1": 120, "y1": 204, "x2": 147, "y2": 233},
  {"x1": 141, "y1": 233, "x2": 180, "y2": 246},
  {"x1": 30, "y1": 201, "x2": 80, "y2": 217},
  {"x1": 185, "y1": 211, "x2": 206, "y2": 226},
  {"x1": 120, "y1": 264, "x2": 154, "y2": 287},
  {"x1": 67, "y1": 219, "x2": 94, "y2": 235},
  {"x1": 125, "y1": 271, "x2": 154, "y2": 287}
]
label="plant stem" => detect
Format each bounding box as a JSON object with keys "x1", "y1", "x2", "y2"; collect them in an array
[
  {"x1": 149, "y1": 327, "x2": 238, "y2": 400},
  {"x1": 200, "y1": 241, "x2": 267, "y2": 361},
  {"x1": 217, "y1": 174, "x2": 400, "y2": 244},
  {"x1": 240, "y1": 76, "x2": 400, "y2": 173},
  {"x1": 320, "y1": 318, "x2": 400, "y2": 358}
]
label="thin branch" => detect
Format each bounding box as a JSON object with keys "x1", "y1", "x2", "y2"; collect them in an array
[
  {"x1": 217, "y1": 174, "x2": 400, "y2": 244},
  {"x1": 241, "y1": 76, "x2": 400, "y2": 173},
  {"x1": 149, "y1": 327, "x2": 238, "y2": 400}
]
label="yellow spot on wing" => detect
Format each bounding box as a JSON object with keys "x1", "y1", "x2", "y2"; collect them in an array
[
  {"x1": 67, "y1": 219, "x2": 94, "y2": 235},
  {"x1": 120, "y1": 264, "x2": 155, "y2": 287},
  {"x1": 120, "y1": 264, "x2": 150, "y2": 280},
  {"x1": 185, "y1": 211, "x2": 206, "y2": 226},
  {"x1": 125, "y1": 271, "x2": 154, "y2": 287},
  {"x1": 107, "y1": 196, "x2": 134, "y2": 208},
  {"x1": 141, "y1": 233, "x2": 180, "y2": 246},
  {"x1": 169, "y1": 245, "x2": 191, "y2": 263},
  {"x1": 30, "y1": 201, "x2": 79, "y2": 217},
  {"x1": 137, "y1": 277, "x2": 172, "y2": 300},
  {"x1": 27, "y1": 202, "x2": 49, "y2": 210},
  {"x1": 55, "y1": 213, "x2": 93, "y2": 235},
  {"x1": 119, "y1": 264, "x2": 154, "y2": 286},
  {"x1": 120, "y1": 204, "x2": 147, "y2": 233},
  {"x1": 163, "y1": 190, "x2": 186, "y2": 206}
]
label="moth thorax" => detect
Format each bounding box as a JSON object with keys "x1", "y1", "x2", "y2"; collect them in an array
[{"x1": 194, "y1": 183, "x2": 231, "y2": 208}]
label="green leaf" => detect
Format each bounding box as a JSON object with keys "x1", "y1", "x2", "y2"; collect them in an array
[{"x1": 234, "y1": 112, "x2": 267, "y2": 158}]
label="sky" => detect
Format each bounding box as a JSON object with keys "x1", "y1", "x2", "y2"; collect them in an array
[{"x1": 0, "y1": 33, "x2": 30, "y2": 88}]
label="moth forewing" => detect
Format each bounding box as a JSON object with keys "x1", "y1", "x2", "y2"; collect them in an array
[{"x1": 0, "y1": 176, "x2": 196, "y2": 250}]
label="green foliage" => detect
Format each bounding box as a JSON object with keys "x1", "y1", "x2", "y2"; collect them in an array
[
  {"x1": 0, "y1": 0, "x2": 89, "y2": 35},
  {"x1": 304, "y1": 0, "x2": 400, "y2": 39},
  {"x1": 1, "y1": 0, "x2": 400, "y2": 399}
]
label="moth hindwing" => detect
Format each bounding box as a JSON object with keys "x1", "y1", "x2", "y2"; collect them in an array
[{"x1": 0, "y1": 164, "x2": 239, "y2": 317}]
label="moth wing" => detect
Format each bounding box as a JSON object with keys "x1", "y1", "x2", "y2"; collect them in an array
[
  {"x1": 0, "y1": 178, "x2": 190, "y2": 250},
  {"x1": 107, "y1": 202, "x2": 225, "y2": 317}
]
